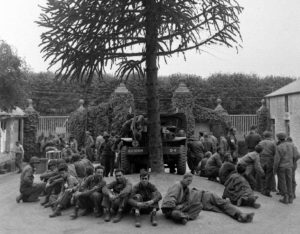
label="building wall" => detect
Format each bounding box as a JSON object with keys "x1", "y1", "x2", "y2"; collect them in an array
[
  {"x1": 0, "y1": 118, "x2": 21, "y2": 164},
  {"x1": 269, "y1": 94, "x2": 300, "y2": 150}
]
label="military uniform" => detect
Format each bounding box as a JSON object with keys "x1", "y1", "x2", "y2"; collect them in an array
[{"x1": 205, "y1": 153, "x2": 222, "y2": 180}]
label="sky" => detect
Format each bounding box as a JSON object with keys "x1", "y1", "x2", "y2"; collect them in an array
[{"x1": 0, "y1": 0, "x2": 300, "y2": 78}]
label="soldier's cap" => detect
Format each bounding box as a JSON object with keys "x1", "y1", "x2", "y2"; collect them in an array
[
  {"x1": 29, "y1": 156, "x2": 40, "y2": 164},
  {"x1": 86, "y1": 131, "x2": 91, "y2": 135},
  {"x1": 58, "y1": 163, "x2": 68, "y2": 171},
  {"x1": 254, "y1": 144, "x2": 263, "y2": 153},
  {"x1": 276, "y1": 132, "x2": 287, "y2": 140}
]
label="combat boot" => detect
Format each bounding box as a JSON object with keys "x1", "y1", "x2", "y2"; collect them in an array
[
  {"x1": 134, "y1": 209, "x2": 141, "y2": 227},
  {"x1": 237, "y1": 212, "x2": 254, "y2": 223},
  {"x1": 49, "y1": 205, "x2": 62, "y2": 218},
  {"x1": 113, "y1": 210, "x2": 123, "y2": 223},
  {"x1": 279, "y1": 195, "x2": 289, "y2": 204},
  {"x1": 16, "y1": 194, "x2": 23, "y2": 203},
  {"x1": 103, "y1": 209, "x2": 111, "y2": 222},
  {"x1": 41, "y1": 196, "x2": 49, "y2": 206},
  {"x1": 288, "y1": 196, "x2": 294, "y2": 204},
  {"x1": 150, "y1": 210, "x2": 158, "y2": 226},
  {"x1": 70, "y1": 206, "x2": 79, "y2": 220}
]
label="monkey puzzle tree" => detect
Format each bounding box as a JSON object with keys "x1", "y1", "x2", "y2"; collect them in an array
[{"x1": 37, "y1": 0, "x2": 243, "y2": 173}]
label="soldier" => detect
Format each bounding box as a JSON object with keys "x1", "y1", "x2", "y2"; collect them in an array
[
  {"x1": 102, "y1": 169, "x2": 132, "y2": 223},
  {"x1": 238, "y1": 144, "x2": 265, "y2": 190},
  {"x1": 258, "y1": 131, "x2": 277, "y2": 197},
  {"x1": 219, "y1": 153, "x2": 236, "y2": 185},
  {"x1": 223, "y1": 164, "x2": 261, "y2": 208},
  {"x1": 274, "y1": 132, "x2": 298, "y2": 204},
  {"x1": 99, "y1": 132, "x2": 115, "y2": 177},
  {"x1": 198, "y1": 152, "x2": 212, "y2": 177},
  {"x1": 71, "y1": 166, "x2": 106, "y2": 219},
  {"x1": 85, "y1": 131, "x2": 95, "y2": 162},
  {"x1": 226, "y1": 127, "x2": 238, "y2": 164},
  {"x1": 49, "y1": 163, "x2": 79, "y2": 217},
  {"x1": 187, "y1": 137, "x2": 205, "y2": 175},
  {"x1": 14, "y1": 141, "x2": 24, "y2": 173},
  {"x1": 245, "y1": 125, "x2": 261, "y2": 153},
  {"x1": 161, "y1": 173, "x2": 202, "y2": 225},
  {"x1": 204, "y1": 147, "x2": 223, "y2": 182},
  {"x1": 286, "y1": 137, "x2": 300, "y2": 199},
  {"x1": 128, "y1": 170, "x2": 162, "y2": 227},
  {"x1": 16, "y1": 157, "x2": 46, "y2": 203},
  {"x1": 69, "y1": 135, "x2": 78, "y2": 154}
]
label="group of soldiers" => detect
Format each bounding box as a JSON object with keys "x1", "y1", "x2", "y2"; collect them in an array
[
  {"x1": 16, "y1": 151, "x2": 255, "y2": 227},
  {"x1": 187, "y1": 125, "x2": 300, "y2": 207}
]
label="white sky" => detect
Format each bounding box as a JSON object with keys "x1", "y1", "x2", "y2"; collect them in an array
[{"x1": 0, "y1": 0, "x2": 300, "y2": 78}]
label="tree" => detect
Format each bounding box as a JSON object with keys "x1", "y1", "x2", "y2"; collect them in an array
[
  {"x1": 0, "y1": 40, "x2": 28, "y2": 111},
  {"x1": 37, "y1": 0, "x2": 243, "y2": 173}
]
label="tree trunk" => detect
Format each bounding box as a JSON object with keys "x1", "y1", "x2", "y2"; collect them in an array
[{"x1": 144, "y1": 0, "x2": 164, "y2": 173}]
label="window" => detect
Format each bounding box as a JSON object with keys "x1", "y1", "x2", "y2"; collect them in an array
[
  {"x1": 285, "y1": 95, "x2": 289, "y2": 112},
  {"x1": 285, "y1": 120, "x2": 290, "y2": 137}
]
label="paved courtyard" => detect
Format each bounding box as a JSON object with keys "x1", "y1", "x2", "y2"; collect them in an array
[{"x1": 0, "y1": 168, "x2": 300, "y2": 234}]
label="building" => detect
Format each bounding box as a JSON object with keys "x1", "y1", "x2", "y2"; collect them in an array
[
  {"x1": 265, "y1": 78, "x2": 300, "y2": 149},
  {"x1": 0, "y1": 107, "x2": 25, "y2": 166}
]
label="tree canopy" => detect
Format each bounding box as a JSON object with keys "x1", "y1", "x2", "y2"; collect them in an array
[
  {"x1": 38, "y1": 0, "x2": 243, "y2": 82},
  {"x1": 0, "y1": 40, "x2": 28, "y2": 111}
]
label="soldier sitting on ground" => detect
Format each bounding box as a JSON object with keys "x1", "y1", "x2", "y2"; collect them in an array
[
  {"x1": 223, "y1": 164, "x2": 261, "y2": 209},
  {"x1": 204, "y1": 147, "x2": 222, "y2": 182},
  {"x1": 16, "y1": 156, "x2": 46, "y2": 203},
  {"x1": 161, "y1": 173, "x2": 202, "y2": 225},
  {"x1": 219, "y1": 153, "x2": 236, "y2": 185},
  {"x1": 128, "y1": 169, "x2": 162, "y2": 227},
  {"x1": 102, "y1": 169, "x2": 132, "y2": 223},
  {"x1": 198, "y1": 152, "x2": 212, "y2": 177},
  {"x1": 70, "y1": 166, "x2": 106, "y2": 219},
  {"x1": 49, "y1": 163, "x2": 79, "y2": 218}
]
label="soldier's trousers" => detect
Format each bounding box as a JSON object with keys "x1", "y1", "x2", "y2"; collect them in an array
[
  {"x1": 102, "y1": 194, "x2": 129, "y2": 212},
  {"x1": 201, "y1": 191, "x2": 242, "y2": 220},
  {"x1": 21, "y1": 182, "x2": 46, "y2": 202},
  {"x1": 128, "y1": 194, "x2": 159, "y2": 214},
  {"x1": 261, "y1": 160, "x2": 274, "y2": 194},
  {"x1": 162, "y1": 203, "x2": 202, "y2": 223},
  {"x1": 277, "y1": 167, "x2": 293, "y2": 198},
  {"x1": 78, "y1": 192, "x2": 103, "y2": 211}
]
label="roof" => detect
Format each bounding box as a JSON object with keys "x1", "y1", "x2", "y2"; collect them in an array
[
  {"x1": 0, "y1": 107, "x2": 26, "y2": 119},
  {"x1": 265, "y1": 79, "x2": 300, "y2": 98}
]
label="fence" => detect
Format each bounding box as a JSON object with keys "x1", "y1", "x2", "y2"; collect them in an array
[
  {"x1": 37, "y1": 116, "x2": 69, "y2": 137},
  {"x1": 38, "y1": 114, "x2": 258, "y2": 139},
  {"x1": 228, "y1": 114, "x2": 258, "y2": 138}
]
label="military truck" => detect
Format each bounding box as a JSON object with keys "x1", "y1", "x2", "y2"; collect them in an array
[{"x1": 118, "y1": 113, "x2": 187, "y2": 174}]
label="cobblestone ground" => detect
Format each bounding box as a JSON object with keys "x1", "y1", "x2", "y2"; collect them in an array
[{"x1": 0, "y1": 167, "x2": 300, "y2": 234}]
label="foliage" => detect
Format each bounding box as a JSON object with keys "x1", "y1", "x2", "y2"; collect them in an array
[
  {"x1": 37, "y1": 0, "x2": 243, "y2": 82},
  {"x1": 0, "y1": 40, "x2": 28, "y2": 110},
  {"x1": 23, "y1": 111, "x2": 39, "y2": 162}
]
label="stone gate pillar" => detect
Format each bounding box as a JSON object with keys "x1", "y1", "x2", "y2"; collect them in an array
[
  {"x1": 24, "y1": 99, "x2": 39, "y2": 162},
  {"x1": 172, "y1": 82, "x2": 195, "y2": 137}
]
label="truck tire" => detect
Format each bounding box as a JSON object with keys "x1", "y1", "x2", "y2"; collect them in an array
[
  {"x1": 120, "y1": 146, "x2": 130, "y2": 174},
  {"x1": 177, "y1": 145, "x2": 187, "y2": 175}
]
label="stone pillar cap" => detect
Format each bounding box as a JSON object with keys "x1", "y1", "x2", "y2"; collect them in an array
[
  {"x1": 25, "y1": 99, "x2": 36, "y2": 112},
  {"x1": 174, "y1": 82, "x2": 190, "y2": 93},
  {"x1": 114, "y1": 82, "x2": 129, "y2": 94},
  {"x1": 77, "y1": 99, "x2": 85, "y2": 111}
]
